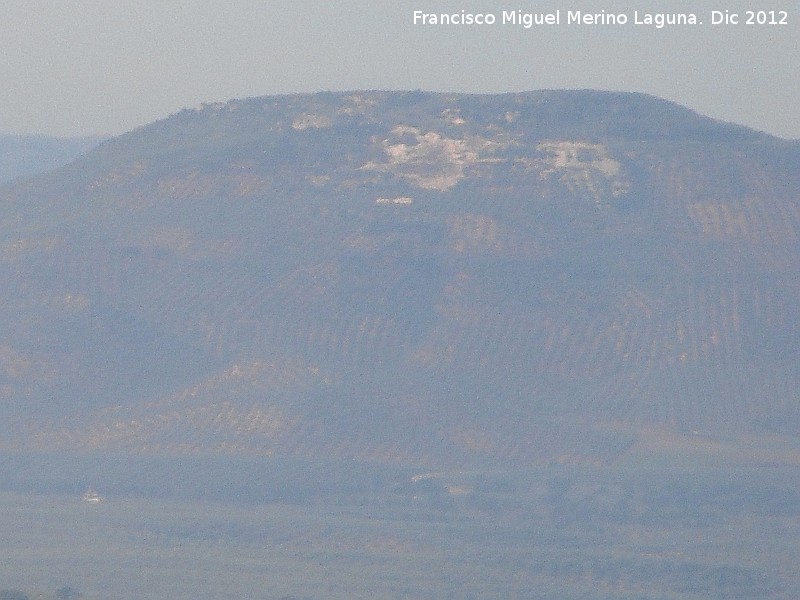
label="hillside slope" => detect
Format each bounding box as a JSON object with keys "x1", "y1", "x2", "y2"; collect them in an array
[{"x1": 1, "y1": 90, "x2": 798, "y2": 466}]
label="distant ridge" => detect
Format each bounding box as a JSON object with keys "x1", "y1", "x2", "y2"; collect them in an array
[
  {"x1": 0, "y1": 90, "x2": 797, "y2": 466},
  {"x1": 0, "y1": 134, "x2": 103, "y2": 185}
]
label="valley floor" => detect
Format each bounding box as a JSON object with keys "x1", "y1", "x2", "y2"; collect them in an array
[{"x1": 1, "y1": 459, "x2": 799, "y2": 599}]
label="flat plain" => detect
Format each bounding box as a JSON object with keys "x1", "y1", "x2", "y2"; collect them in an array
[{"x1": 2, "y1": 453, "x2": 799, "y2": 599}]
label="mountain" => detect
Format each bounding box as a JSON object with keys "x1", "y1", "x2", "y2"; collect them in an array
[
  {"x1": 0, "y1": 134, "x2": 103, "y2": 185},
  {"x1": 1, "y1": 90, "x2": 798, "y2": 467}
]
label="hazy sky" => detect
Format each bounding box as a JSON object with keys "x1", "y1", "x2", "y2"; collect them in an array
[{"x1": 2, "y1": 0, "x2": 798, "y2": 138}]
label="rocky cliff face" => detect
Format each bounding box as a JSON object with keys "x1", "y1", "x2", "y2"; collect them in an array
[{"x1": 1, "y1": 91, "x2": 798, "y2": 466}]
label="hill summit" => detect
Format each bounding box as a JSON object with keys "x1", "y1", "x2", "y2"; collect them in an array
[{"x1": 1, "y1": 90, "x2": 798, "y2": 466}]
